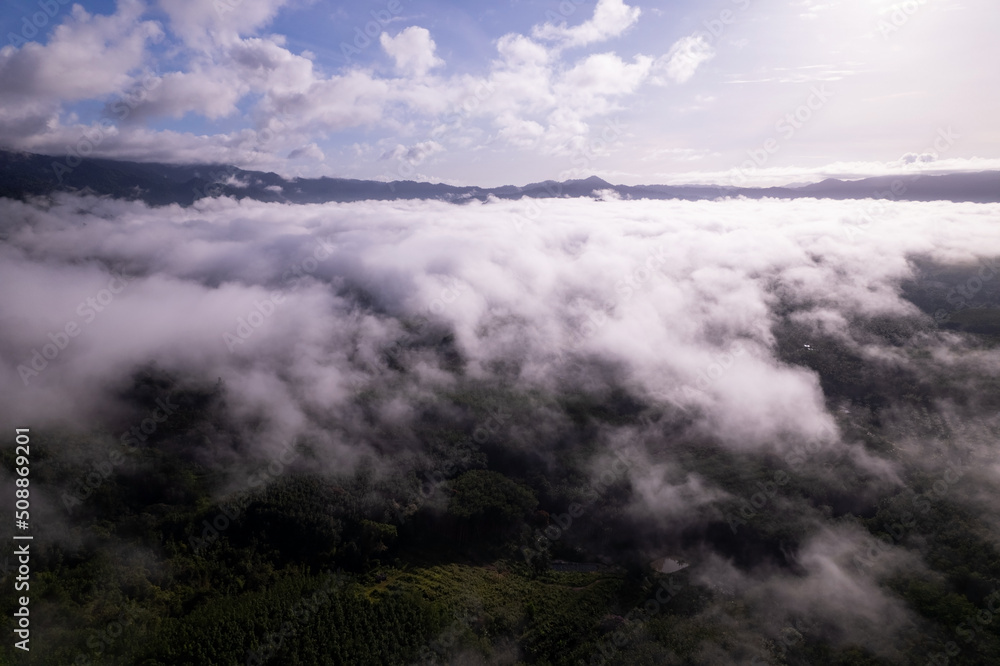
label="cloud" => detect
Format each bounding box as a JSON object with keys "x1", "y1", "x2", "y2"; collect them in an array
[
  {"x1": 379, "y1": 26, "x2": 444, "y2": 77},
  {"x1": 557, "y1": 52, "x2": 653, "y2": 103},
  {"x1": 382, "y1": 140, "x2": 443, "y2": 165},
  {"x1": 288, "y1": 143, "x2": 325, "y2": 161},
  {"x1": 652, "y1": 155, "x2": 1000, "y2": 187},
  {"x1": 228, "y1": 36, "x2": 317, "y2": 96},
  {"x1": 262, "y1": 69, "x2": 392, "y2": 131},
  {"x1": 495, "y1": 33, "x2": 551, "y2": 68},
  {"x1": 532, "y1": 0, "x2": 641, "y2": 50},
  {"x1": 3, "y1": 191, "x2": 1000, "y2": 660},
  {"x1": 652, "y1": 34, "x2": 715, "y2": 85},
  {"x1": 0, "y1": 0, "x2": 162, "y2": 103},
  {"x1": 3, "y1": 193, "x2": 998, "y2": 461},
  {"x1": 694, "y1": 525, "x2": 920, "y2": 658},
  {"x1": 0, "y1": 0, "x2": 997, "y2": 187},
  {"x1": 0, "y1": 0, "x2": 717, "y2": 174},
  {"x1": 156, "y1": 0, "x2": 291, "y2": 48},
  {"x1": 118, "y1": 66, "x2": 247, "y2": 121},
  {"x1": 899, "y1": 152, "x2": 937, "y2": 165}
]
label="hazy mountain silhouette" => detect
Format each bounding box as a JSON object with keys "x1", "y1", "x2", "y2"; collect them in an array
[{"x1": 2, "y1": 149, "x2": 998, "y2": 206}]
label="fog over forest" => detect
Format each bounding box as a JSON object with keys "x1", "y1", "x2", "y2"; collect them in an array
[
  {"x1": 2, "y1": 0, "x2": 1000, "y2": 662},
  {"x1": 3, "y1": 191, "x2": 1000, "y2": 664}
]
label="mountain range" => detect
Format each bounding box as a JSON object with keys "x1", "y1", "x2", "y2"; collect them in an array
[{"x1": 2, "y1": 149, "x2": 998, "y2": 206}]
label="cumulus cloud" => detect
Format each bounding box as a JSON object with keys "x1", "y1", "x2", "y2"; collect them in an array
[
  {"x1": 0, "y1": 0, "x2": 711, "y2": 171},
  {"x1": 380, "y1": 26, "x2": 444, "y2": 77},
  {"x1": 0, "y1": 0, "x2": 162, "y2": 103},
  {"x1": 118, "y1": 66, "x2": 248, "y2": 121},
  {"x1": 532, "y1": 0, "x2": 641, "y2": 50},
  {"x1": 288, "y1": 142, "x2": 325, "y2": 161},
  {"x1": 652, "y1": 34, "x2": 715, "y2": 85},
  {"x1": 157, "y1": 0, "x2": 291, "y2": 48},
  {"x1": 382, "y1": 140, "x2": 443, "y2": 165}
]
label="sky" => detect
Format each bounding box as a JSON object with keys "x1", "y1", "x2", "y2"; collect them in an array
[{"x1": 0, "y1": 0, "x2": 998, "y2": 186}]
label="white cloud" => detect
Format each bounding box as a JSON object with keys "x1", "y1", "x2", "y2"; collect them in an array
[
  {"x1": 495, "y1": 33, "x2": 551, "y2": 68},
  {"x1": 0, "y1": 0, "x2": 994, "y2": 188},
  {"x1": 4, "y1": 193, "x2": 998, "y2": 456},
  {"x1": 383, "y1": 140, "x2": 443, "y2": 165},
  {"x1": 654, "y1": 156, "x2": 1000, "y2": 187},
  {"x1": 0, "y1": 0, "x2": 725, "y2": 175},
  {"x1": 0, "y1": 0, "x2": 162, "y2": 102},
  {"x1": 380, "y1": 27, "x2": 444, "y2": 77},
  {"x1": 496, "y1": 116, "x2": 545, "y2": 148},
  {"x1": 532, "y1": 0, "x2": 641, "y2": 50},
  {"x1": 288, "y1": 143, "x2": 324, "y2": 161},
  {"x1": 652, "y1": 34, "x2": 715, "y2": 85},
  {"x1": 264, "y1": 69, "x2": 392, "y2": 131},
  {"x1": 122, "y1": 66, "x2": 247, "y2": 120},
  {"x1": 156, "y1": 0, "x2": 290, "y2": 48},
  {"x1": 557, "y1": 52, "x2": 653, "y2": 104},
  {"x1": 229, "y1": 36, "x2": 316, "y2": 97}
]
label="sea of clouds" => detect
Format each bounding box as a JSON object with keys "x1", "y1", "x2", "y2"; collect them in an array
[{"x1": 3, "y1": 192, "x2": 1000, "y2": 660}]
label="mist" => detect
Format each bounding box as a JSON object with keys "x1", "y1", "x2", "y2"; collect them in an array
[{"x1": 3, "y1": 191, "x2": 1000, "y2": 663}]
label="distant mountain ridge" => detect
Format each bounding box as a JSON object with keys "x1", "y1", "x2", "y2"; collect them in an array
[{"x1": 1, "y1": 149, "x2": 998, "y2": 206}]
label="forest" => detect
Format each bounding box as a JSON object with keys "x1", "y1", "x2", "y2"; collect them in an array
[{"x1": 3, "y1": 259, "x2": 1000, "y2": 665}]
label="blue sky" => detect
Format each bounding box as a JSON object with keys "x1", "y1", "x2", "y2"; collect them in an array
[{"x1": 1, "y1": 0, "x2": 998, "y2": 186}]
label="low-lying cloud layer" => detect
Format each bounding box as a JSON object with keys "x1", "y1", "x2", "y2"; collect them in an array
[
  {"x1": 2, "y1": 192, "x2": 1000, "y2": 660},
  {"x1": 2, "y1": 193, "x2": 996, "y2": 442}
]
